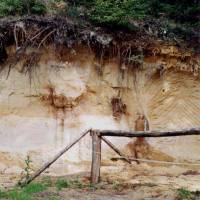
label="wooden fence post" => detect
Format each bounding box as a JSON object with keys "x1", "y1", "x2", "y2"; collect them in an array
[{"x1": 91, "y1": 131, "x2": 101, "y2": 184}]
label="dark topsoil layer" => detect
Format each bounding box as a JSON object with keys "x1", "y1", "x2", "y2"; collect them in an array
[{"x1": 0, "y1": 16, "x2": 199, "y2": 65}]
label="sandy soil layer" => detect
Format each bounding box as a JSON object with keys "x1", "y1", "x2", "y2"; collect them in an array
[{"x1": 1, "y1": 163, "x2": 200, "y2": 199}]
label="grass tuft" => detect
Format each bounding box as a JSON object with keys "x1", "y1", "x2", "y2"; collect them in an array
[
  {"x1": 55, "y1": 179, "x2": 71, "y2": 191},
  {"x1": 177, "y1": 188, "x2": 198, "y2": 200},
  {"x1": 0, "y1": 189, "x2": 7, "y2": 199},
  {"x1": 0, "y1": 182, "x2": 47, "y2": 200},
  {"x1": 22, "y1": 182, "x2": 47, "y2": 195}
]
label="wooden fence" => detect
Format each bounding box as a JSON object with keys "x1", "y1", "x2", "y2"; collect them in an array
[
  {"x1": 20, "y1": 128, "x2": 200, "y2": 186},
  {"x1": 90, "y1": 128, "x2": 200, "y2": 183}
]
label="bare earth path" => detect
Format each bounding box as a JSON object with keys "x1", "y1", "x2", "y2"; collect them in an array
[{"x1": 1, "y1": 163, "x2": 200, "y2": 199}]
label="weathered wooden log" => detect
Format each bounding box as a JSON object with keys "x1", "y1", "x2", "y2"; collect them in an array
[
  {"x1": 111, "y1": 157, "x2": 200, "y2": 166},
  {"x1": 98, "y1": 128, "x2": 200, "y2": 137},
  {"x1": 101, "y1": 136, "x2": 131, "y2": 164},
  {"x1": 19, "y1": 129, "x2": 91, "y2": 186},
  {"x1": 91, "y1": 131, "x2": 101, "y2": 184}
]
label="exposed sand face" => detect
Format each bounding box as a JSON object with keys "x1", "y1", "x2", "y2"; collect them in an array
[{"x1": 0, "y1": 44, "x2": 200, "y2": 187}]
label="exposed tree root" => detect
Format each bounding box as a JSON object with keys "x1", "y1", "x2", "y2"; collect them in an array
[{"x1": 0, "y1": 16, "x2": 198, "y2": 79}]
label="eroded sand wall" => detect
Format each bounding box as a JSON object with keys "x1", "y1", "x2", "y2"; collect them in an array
[{"x1": 0, "y1": 45, "x2": 200, "y2": 176}]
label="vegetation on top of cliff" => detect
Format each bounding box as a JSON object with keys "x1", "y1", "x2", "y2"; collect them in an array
[
  {"x1": 0, "y1": 0, "x2": 199, "y2": 51},
  {"x1": 73, "y1": 0, "x2": 199, "y2": 49},
  {"x1": 75, "y1": 0, "x2": 199, "y2": 28},
  {"x1": 0, "y1": 0, "x2": 199, "y2": 75},
  {"x1": 0, "y1": 0, "x2": 47, "y2": 16},
  {"x1": 0, "y1": 0, "x2": 199, "y2": 28}
]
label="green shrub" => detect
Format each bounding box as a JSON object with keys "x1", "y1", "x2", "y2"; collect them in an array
[
  {"x1": 89, "y1": 0, "x2": 125, "y2": 24},
  {"x1": 72, "y1": 0, "x2": 199, "y2": 29},
  {"x1": 0, "y1": 0, "x2": 199, "y2": 29},
  {"x1": 0, "y1": 0, "x2": 23, "y2": 17},
  {"x1": 0, "y1": 0, "x2": 46, "y2": 17},
  {"x1": 88, "y1": 0, "x2": 149, "y2": 26},
  {"x1": 30, "y1": 0, "x2": 47, "y2": 15}
]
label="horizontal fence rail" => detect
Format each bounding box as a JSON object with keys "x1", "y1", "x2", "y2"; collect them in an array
[{"x1": 97, "y1": 128, "x2": 200, "y2": 137}]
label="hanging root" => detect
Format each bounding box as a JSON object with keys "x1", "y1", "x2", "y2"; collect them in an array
[
  {"x1": 0, "y1": 36, "x2": 7, "y2": 64},
  {"x1": 38, "y1": 29, "x2": 56, "y2": 49},
  {"x1": 14, "y1": 22, "x2": 27, "y2": 51},
  {"x1": 21, "y1": 52, "x2": 41, "y2": 84}
]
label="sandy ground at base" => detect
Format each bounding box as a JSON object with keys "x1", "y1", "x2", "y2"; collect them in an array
[{"x1": 1, "y1": 161, "x2": 200, "y2": 199}]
